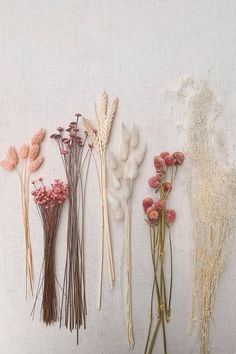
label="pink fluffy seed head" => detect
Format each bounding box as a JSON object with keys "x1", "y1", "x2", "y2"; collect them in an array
[
  {"x1": 153, "y1": 199, "x2": 166, "y2": 210},
  {"x1": 0, "y1": 160, "x2": 14, "y2": 171},
  {"x1": 31, "y1": 128, "x2": 46, "y2": 145},
  {"x1": 29, "y1": 144, "x2": 40, "y2": 161},
  {"x1": 18, "y1": 144, "x2": 29, "y2": 159},
  {"x1": 7, "y1": 146, "x2": 18, "y2": 167},
  {"x1": 28, "y1": 156, "x2": 44, "y2": 173}
]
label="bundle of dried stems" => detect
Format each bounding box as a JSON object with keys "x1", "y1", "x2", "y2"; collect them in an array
[
  {"x1": 31, "y1": 178, "x2": 68, "y2": 325},
  {"x1": 143, "y1": 151, "x2": 184, "y2": 354},
  {"x1": 186, "y1": 84, "x2": 236, "y2": 354},
  {"x1": 50, "y1": 116, "x2": 92, "y2": 343},
  {"x1": 83, "y1": 92, "x2": 118, "y2": 309},
  {"x1": 0, "y1": 128, "x2": 45, "y2": 296},
  {"x1": 109, "y1": 123, "x2": 145, "y2": 350}
]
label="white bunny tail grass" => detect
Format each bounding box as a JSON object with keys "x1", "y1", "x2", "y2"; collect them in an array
[
  {"x1": 83, "y1": 92, "x2": 118, "y2": 310},
  {"x1": 187, "y1": 84, "x2": 236, "y2": 354},
  {"x1": 110, "y1": 122, "x2": 145, "y2": 350}
]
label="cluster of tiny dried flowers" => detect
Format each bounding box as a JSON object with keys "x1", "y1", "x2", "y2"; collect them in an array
[
  {"x1": 50, "y1": 114, "x2": 86, "y2": 155},
  {"x1": 142, "y1": 151, "x2": 184, "y2": 225},
  {"x1": 32, "y1": 178, "x2": 68, "y2": 208}
]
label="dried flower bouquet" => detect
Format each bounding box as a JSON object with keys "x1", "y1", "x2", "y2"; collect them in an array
[
  {"x1": 109, "y1": 123, "x2": 145, "y2": 349},
  {"x1": 143, "y1": 151, "x2": 184, "y2": 354},
  {"x1": 31, "y1": 178, "x2": 68, "y2": 325},
  {"x1": 83, "y1": 92, "x2": 118, "y2": 309},
  {"x1": 50, "y1": 116, "x2": 92, "y2": 343},
  {"x1": 0, "y1": 129, "x2": 45, "y2": 296}
]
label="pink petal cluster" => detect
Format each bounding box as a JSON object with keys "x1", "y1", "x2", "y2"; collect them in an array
[
  {"x1": 153, "y1": 151, "x2": 185, "y2": 171},
  {"x1": 32, "y1": 179, "x2": 68, "y2": 208}
]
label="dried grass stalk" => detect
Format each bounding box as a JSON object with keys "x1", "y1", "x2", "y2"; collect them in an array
[
  {"x1": 187, "y1": 84, "x2": 236, "y2": 354},
  {"x1": 83, "y1": 92, "x2": 118, "y2": 310}
]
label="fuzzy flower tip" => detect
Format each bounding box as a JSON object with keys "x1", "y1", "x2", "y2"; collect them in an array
[
  {"x1": 28, "y1": 156, "x2": 44, "y2": 173},
  {"x1": 7, "y1": 146, "x2": 18, "y2": 167},
  {"x1": 147, "y1": 207, "x2": 159, "y2": 224},
  {"x1": 153, "y1": 156, "x2": 165, "y2": 171},
  {"x1": 31, "y1": 128, "x2": 46, "y2": 145},
  {"x1": 29, "y1": 144, "x2": 40, "y2": 161},
  {"x1": 142, "y1": 197, "x2": 154, "y2": 212},
  {"x1": 165, "y1": 209, "x2": 176, "y2": 224},
  {"x1": 148, "y1": 176, "x2": 160, "y2": 189},
  {"x1": 18, "y1": 144, "x2": 29, "y2": 159},
  {"x1": 160, "y1": 151, "x2": 169, "y2": 158},
  {"x1": 173, "y1": 152, "x2": 185, "y2": 165},
  {"x1": 0, "y1": 160, "x2": 14, "y2": 171}
]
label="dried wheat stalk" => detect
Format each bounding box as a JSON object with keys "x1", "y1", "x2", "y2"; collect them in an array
[
  {"x1": 83, "y1": 91, "x2": 118, "y2": 309},
  {"x1": 0, "y1": 129, "x2": 45, "y2": 297},
  {"x1": 186, "y1": 84, "x2": 236, "y2": 354},
  {"x1": 109, "y1": 123, "x2": 145, "y2": 350}
]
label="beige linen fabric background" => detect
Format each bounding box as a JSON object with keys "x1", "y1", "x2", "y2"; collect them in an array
[{"x1": 0, "y1": 1, "x2": 236, "y2": 353}]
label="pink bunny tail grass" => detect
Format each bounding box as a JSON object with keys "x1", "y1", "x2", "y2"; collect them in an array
[
  {"x1": 31, "y1": 128, "x2": 46, "y2": 145},
  {"x1": 0, "y1": 160, "x2": 14, "y2": 171},
  {"x1": 28, "y1": 156, "x2": 44, "y2": 173},
  {"x1": 18, "y1": 144, "x2": 29, "y2": 159},
  {"x1": 29, "y1": 144, "x2": 40, "y2": 161},
  {"x1": 7, "y1": 146, "x2": 18, "y2": 166}
]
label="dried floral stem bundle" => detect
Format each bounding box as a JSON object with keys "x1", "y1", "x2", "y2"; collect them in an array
[
  {"x1": 109, "y1": 123, "x2": 145, "y2": 349},
  {"x1": 31, "y1": 178, "x2": 67, "y2": 325},
  {"x1": 143, "y1": 151, "x2": 184, "y2": 354},
  {"x1": 51, "y1": 117, "x2": 92, "y2": 342},
  {"x1": 83, "y1": 92, "x2": 118, "y2": 309},
  {"x1": 0, "y1": 129, "x2": 45, "y2": 296},
  {"x1": 186, "y1": 84, "x2": 236, "y2": 354}
]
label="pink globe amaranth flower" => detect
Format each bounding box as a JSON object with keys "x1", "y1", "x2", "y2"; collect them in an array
[
  {"x1": 160, "y1": 151, "x2": 169, "y2": 158},
  {"x1": 153, "y1": 156, "x2": 166, "y2": 171},
  {"x1": 153, "y1": 199, "x2": 166, "y2": 210},
  {"x1": 142, "y1": 197, "x2": 154, "y2": 212},
  {"x1": 164, "y1": 154, "x2": 175, "y2": 166},
  {"x1": 164, "y1": 182, "x2": 172, "y2": 192},
  {"x1": 148, "y1": 176, "x2": 161, "y2": 189},
  {"x1": 147, "y1": 207, "x2": 159, "y2": 224},
  {"x1": 173, "y1": 152, "x2": 185, "y2": 165},
  {"x1": 165, "y1": 209, "x2": 176, "y2": 224}
]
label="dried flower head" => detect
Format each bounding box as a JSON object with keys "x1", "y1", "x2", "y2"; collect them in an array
[
  {"x1": 173, "y1": 152, "x2": 185, "y2": 165},
  {"x1": 160, "y1": 151, "x2": 169, "y2": 158},
  {"x1": 164, "y1": 182, "x2": 172, "y2": 192},
  {"x1": 31, "y1": 128, "x2": 46, "y2": 145},
  {"x1": 143, "y1": 197, "x2": 154, "y2": 212},
  {"x1": 28, "y1": 156, "x2": 44, "y2": 173},
  {"x1": 29, "y1": 144, "x2": 40, "y2": 161},
  {"x1": 153, "y1": 199, "x2": 166, "y2": 210},
  {"x1": 148, "y1": 176, "x2": 160, "y2": 189},
  {"x1": 147, "y1": 207, "x2": 159, "y2": 224},
  {"x1": 18, "y1": 144, "x2": 29, "y2": 159},
  {"x1": 165, "y1": 209, "x2": 176, "y2": 224},
  {"x1": 164, "y1": 154, "x2": 175, "y2": 166},
  {"x1": 153, "y1": 156, "x2": 165, "y2": 171}
]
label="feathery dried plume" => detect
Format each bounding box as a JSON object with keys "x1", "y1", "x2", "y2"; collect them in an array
[
  {"x1": 0, "y1": 159, "x2": 14, "y2": 171},
  {"x1": 29, "y1": 144, "x2": 40, "y2": 161},
  {"x1": 28, "y1": 156, "x2": 44, "y2": 173},
  {"x1": 110, "y1": 123, "x2": 145, "y2": 350},
  {"x1": 18, "y1": 144, "x2": 29, "y2": 159},
  {"x1": 7, "y1": 146, "x2": 18, "y2": 167},
  {"x1": 31, "y1": 128, "x2": 46, "y2": 145}
]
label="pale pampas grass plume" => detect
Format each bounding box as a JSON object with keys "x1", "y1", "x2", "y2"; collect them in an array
[
  {"x1": 135, "y1": 144, "x2": 146, "y2": 165},
  {"x1": 29, "y1": 144, "x2": 40, "y2": 161},
  {"x1": 109, "y1": 152, "x2": 117, "y2": 170},
  {"x1": 130, "y1": 126, "x2": 139, "y2": 148},
  {"x1": 122, "y1": 122, "x2": 131, "y2": 143},
  {"x1": 31, "y1": 128, "x2": 46, "y2": 145},
  {"x1": 120, "y1": 142, "x2": 129, "y2": 161},
  {"x1": 7, "y1": 146, "x2": 18, "y2": 167},
  {"x1": 28, "y1": 156, "x2": 44, "y2": 173},
  {"x1": 18, "y1": 144, "x2": 29, "y2": 159}
]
